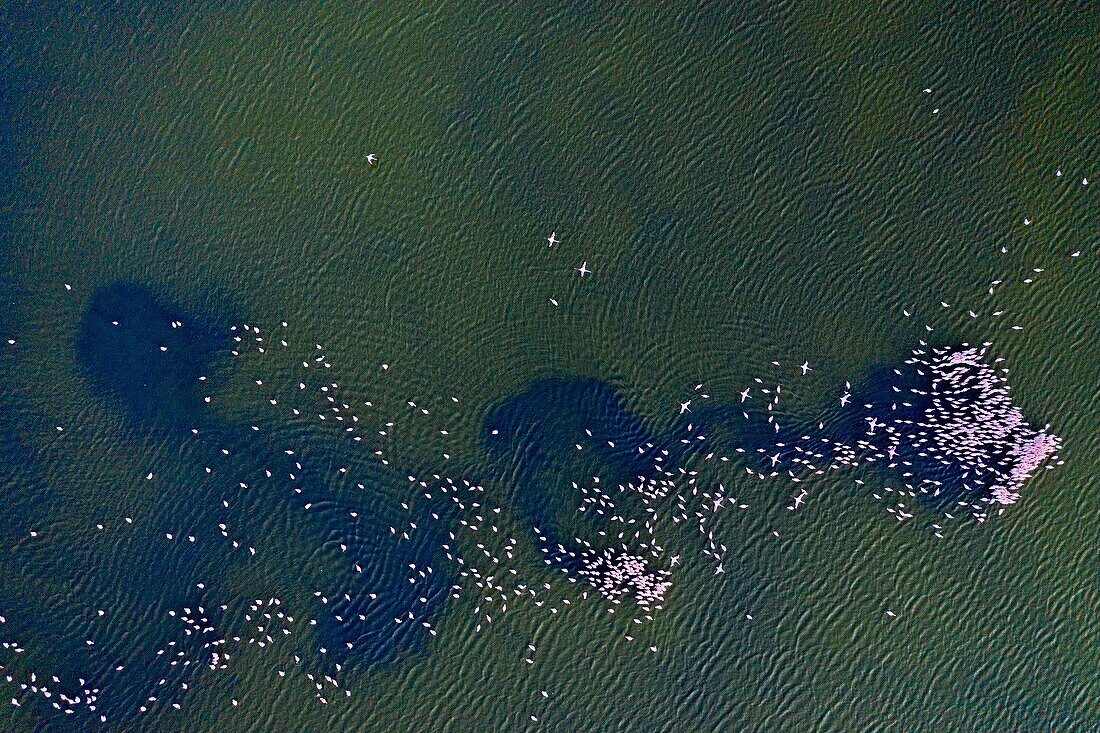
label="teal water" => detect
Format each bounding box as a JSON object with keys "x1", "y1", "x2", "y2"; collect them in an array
[{"x1": 2, "y1": 2, "x2": 1098, "y2": 731}]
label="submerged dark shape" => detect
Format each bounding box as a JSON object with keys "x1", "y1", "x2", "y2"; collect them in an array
[
  {"x1": 76, "y1": 282, "x2": 226, "y2": 428},
  {"x1": 483, "y1": 343, "x2": 1061, "y2": 561},
  {"x1": 484, "y1": 378, "x2": 676, "y2": 533},
  {"x1": 868, "y1": 344, "x2": 1060, "y2": 507},
  {"x1": 61, "y1": 286, "x2": 456, "y2": 721},
  {"x1": 291, "y1": 456, "x2": 457, "y2": 671},
  {"x1": 484, "y1": 378, "x2": 681, "y2": 609},
  {"x1": 777, "y1": 343, "x2": 1061, "y2": 517}
]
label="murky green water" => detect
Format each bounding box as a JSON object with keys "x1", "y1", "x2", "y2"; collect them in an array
[{"x1": 1, "y1": 2, "x2": 1097, "y2": 731}]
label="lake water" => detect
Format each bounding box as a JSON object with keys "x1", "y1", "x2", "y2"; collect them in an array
[{"x1": 1, "y1": 3, "x2": 1098, "y2": 731}]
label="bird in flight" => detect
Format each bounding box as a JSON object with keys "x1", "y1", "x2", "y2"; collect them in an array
[
  {"x1": 365, "y1": 154, "x2": 377, "y2": 165},
  {"x1": 576, "y1": 261, "x2": 591, "y2": 277},
  {"x1": 547, "y1": 232, "x2": 559, "y2": 248}
]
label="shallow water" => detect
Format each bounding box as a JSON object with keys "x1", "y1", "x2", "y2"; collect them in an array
[{"x1": 1, "y1": 2, "x2": 1098, "y2": 731}]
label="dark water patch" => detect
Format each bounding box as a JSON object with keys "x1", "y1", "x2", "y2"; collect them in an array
[
  {"x1": 835, "y1": 360, "x2": 972, "y2": 508},
  {"x1": 768, "y1": 345, "x2": 1062, "y2": 517},
  {"x1": 482, "y1": 340, "x2": 1062, "y2": 581},
  {"x1": 485, "y1": 379, "x2": 671, "y2": 475},
  {"x1": 484, "y1": 378, "x2": 674, "y2": 534},
  {"x1": 0, "y1": 282, "x2": 466, "y2": 725},
  {"x1": 173, "y1": 409, "x2": 461, "y2": 675},
  {"x1": 482, "y1": 377, "x2": 695, "y2": 614},
  {"x1": 306, "y1": 492, "x2": 454, "y2": 670},
  {"x1": 0, "y1": 60, "x2": 28, "y2": 218},
  {"x1": 76, "y1": 282, "x2": 231, "y2": 431},
  {"x1": 13, "y1": 407, "x2": 461, "y2": 724},
  {"x1": 689, "y1": 400, "x2": 810, "y2": 459},
  {"x1": 0, "y1": 437, "x2": 270, "y2": 728}
]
